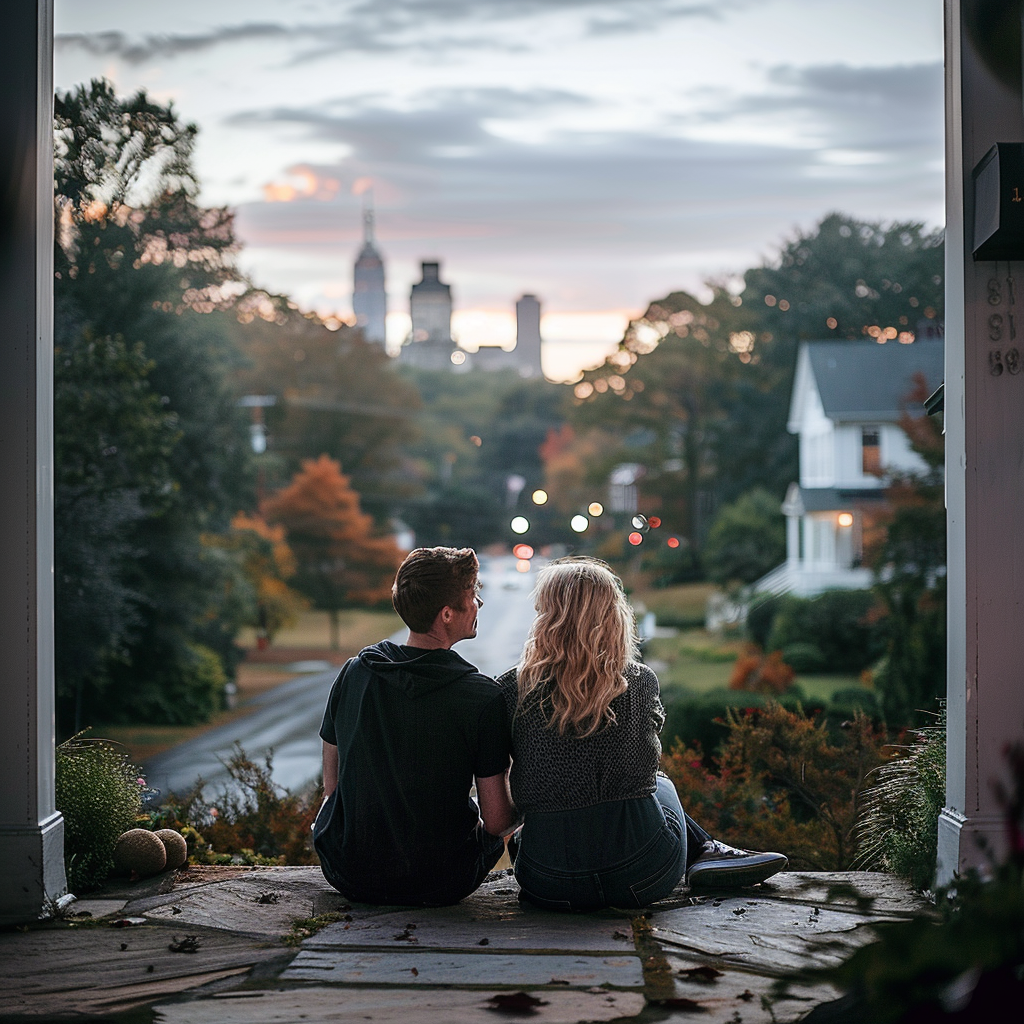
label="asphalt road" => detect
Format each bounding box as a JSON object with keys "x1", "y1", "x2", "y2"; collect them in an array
[{"x1": 144, "y1": 554, "x2": 540, "y2": 799}]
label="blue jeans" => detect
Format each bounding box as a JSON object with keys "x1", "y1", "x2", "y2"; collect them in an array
[{"x1": 513, "y1": 776, "x2": 708, "y2": 912}]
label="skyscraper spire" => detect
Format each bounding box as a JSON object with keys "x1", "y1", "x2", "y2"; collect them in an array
[
  {"x1": 363, "y1": 198, "x2": 375, "y2": 245},
  {"x1": 352, "y1": 195, "x2": 387, "y2": 347}
]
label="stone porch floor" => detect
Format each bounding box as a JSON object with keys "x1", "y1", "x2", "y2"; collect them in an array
[{"x1": 0, "y1": 866, "x2": 929, "y2": 1023}]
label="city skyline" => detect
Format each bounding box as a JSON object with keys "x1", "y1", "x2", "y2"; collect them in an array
[{"x1": 55, "y1": 0, "x2": 945, "y2": 378}]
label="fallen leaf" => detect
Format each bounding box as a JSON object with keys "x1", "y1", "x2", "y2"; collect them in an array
[
  {"x1": 678, "y1": 965, "x2": 724, "y2": 982},
  {"x1": 168, "y1": 935, "x2": 200, "y2": 953},
  {"x1": 656, "y1": 997, "x2": 707, "y2": 1011},
  {"x1": 737, "y1": 989, "x2": 755, "y2": 1001},
  {"x1": 549, "y1": 978, "x2": 570, "y2": 985},
  {"x1": 410, "y1": 967, "x2": 418, "y2": 976},
  {"x1": 486, "y1": 992, "x2": 550, "y2": 1015},
  {"x1": 479, "y1": 937, "x2": 490, "y2": 945}
]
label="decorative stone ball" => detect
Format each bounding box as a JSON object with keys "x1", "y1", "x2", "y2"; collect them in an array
[
  {"x1": 112, "y1": 828, "x2": 167, "y2": 877},
  {"x1": 155, "y1": 828, "x2": 188, "y2": 870}
]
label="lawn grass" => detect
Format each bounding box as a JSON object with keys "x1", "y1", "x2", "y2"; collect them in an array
[
  {"x1": 632, "y1": 582, "x2": 716, "y2": 625},
  {"x1": 237, "y1": 608, "x2": 404, "y2": 650},
  {"x1": 646, "y1": 627, "x2": 870, "y2": 702}
]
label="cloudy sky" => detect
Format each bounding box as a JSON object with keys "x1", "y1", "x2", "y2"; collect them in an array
[{"x1": 55, "y1": 0, "x2": 945, "y2": 378}]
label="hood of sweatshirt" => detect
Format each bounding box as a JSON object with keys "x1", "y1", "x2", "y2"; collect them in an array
[{"x1": 355, "y1": 639, "x2": 482, "y2": 697}]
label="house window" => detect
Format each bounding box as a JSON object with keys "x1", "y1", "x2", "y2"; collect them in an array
[{"x1": 862, "y1": 427, "x2": 881, "y2": 475}]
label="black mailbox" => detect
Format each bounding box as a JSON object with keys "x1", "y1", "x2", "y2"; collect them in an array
[{"x1": 973, "y1": 143, "x2": 1024, "y2": 260}]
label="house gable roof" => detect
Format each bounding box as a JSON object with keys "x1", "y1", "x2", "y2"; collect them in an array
[{"x1": 789, "y1": 338, "x2": 944, "y2": 429}]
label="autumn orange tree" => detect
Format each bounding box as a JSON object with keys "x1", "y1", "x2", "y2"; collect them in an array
[
  {"x1": 262, "y1": 456, "x2": 403, "y2": 648},
  {"x1": 225, "y1": 513, "x2": 310, "y2": 643}
]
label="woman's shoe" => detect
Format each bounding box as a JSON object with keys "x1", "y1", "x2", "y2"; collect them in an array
[{"x1": 686, "y1": 839, "x2": 788, "y2": 889}]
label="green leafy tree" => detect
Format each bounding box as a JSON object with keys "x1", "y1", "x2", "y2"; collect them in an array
[
  {"x1": 867, "y1": 375, "x2": 947, "y2": 728},
  {"x1": 561, "y1": 213, "x2": 945, "y2": 565},
  {"x1": 227, "y1": 293, "x2": 421, "y2": 517},
  {"x1": 54, "y1": 325, "x2": 180, "y2": 732},
  {"x1": 703, "y1": 487, "x2": 786, "y2": 586},
  {"x1": 53, "y1": 80, "x2": 253, "y2": 731}
]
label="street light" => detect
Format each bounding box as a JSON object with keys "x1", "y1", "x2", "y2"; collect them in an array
[
  {"x1": 570, "y1": 515, "x2": 589, "y2": 533},
  {"x1": 511, "y1": 516, "x2": 530, "y2": 534}
]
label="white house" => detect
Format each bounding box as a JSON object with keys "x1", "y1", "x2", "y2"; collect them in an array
[{"x1": 755, "y1": 338, "x2": 944, "y2": 597}]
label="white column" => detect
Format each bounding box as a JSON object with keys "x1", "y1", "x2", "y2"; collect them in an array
[
  {"x1": 0, "y1": 0, "x2": 65, "y2": 921},
  {"x1": 938, "y1": 0, "x2": 1024, "y2": 882}
]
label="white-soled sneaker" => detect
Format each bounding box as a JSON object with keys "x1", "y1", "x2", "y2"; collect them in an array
[{"x1": 686, "y1": 839, "x2": 788, "y2": 889}]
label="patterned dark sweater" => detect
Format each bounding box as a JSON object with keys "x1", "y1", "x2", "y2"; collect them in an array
[{"x1": 496, "y1": 662, "x2": 665, "y2": 814}]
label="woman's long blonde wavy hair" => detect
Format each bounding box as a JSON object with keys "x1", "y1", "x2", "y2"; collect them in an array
[{"x1": 517, "y1": 557, "x2": 639, "y2": 737}]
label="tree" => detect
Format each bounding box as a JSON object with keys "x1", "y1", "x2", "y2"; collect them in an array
[
  {"x1": 559, "y1": 213, "x2": 945, "y2": 568},
  {"x1": 262, "y1": 456, "x2": 403, "y2": 648},
  {"x1": 867, "y1": 375, "x2": 946, "y2": 728},
  {"x1": 53, "y1": 79, "x2": 253, "y2": 732},
  {"x1": 227, "y1": 291, "x2": 421, "y2": 518},
  {"x1": 202, "y1": 514, "x2": 311, "y2": 646},
  {"x1": 54, "y1": 326, "x2": 180, "y2": 732},
  {"x1": 703, "y1": 487, "x2": 786, "y2": 587}
]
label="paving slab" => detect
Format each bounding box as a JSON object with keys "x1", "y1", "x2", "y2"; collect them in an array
[
  {"x1": 656, "y1": 954, "x2": 841, "y2": 1023},
  {"x1": 0, "y1": 921, "x2": 285, "y2": 1018},
  {"x1": 306, "y1": 900, "x2": 636, "y2": 953},
  {"x1": 761, "y1": 871, "x2": 931, "y2": 916},
  {"x1": 649, "y1": 894, "x2": 888, "y2": 972},
  {"x1": 139, "y1": 872, "x2": 336, "y2": 939},
  {"x1": 152, "y1": 986, "x2": 646, "y2": 1023},
  {"x1": 281, "y1": 950, "x2": 645, "y2": 987}
]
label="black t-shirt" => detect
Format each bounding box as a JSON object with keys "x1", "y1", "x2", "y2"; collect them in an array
[{"x1": 318, "y1": 641, "x2": 510, "y2": 901}]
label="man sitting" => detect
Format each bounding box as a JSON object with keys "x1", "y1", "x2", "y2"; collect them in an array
[{"x1": 313, "y1": 546, "x2": 516, "y2": 906}]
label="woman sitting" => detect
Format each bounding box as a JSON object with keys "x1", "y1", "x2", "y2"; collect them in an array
[{"x1": 498, "y1": 557, "x2": 786, "y2": 912}]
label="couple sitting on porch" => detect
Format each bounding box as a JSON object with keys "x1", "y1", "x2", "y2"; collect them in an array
[{"x1": 312, "y1": 546, "x2": 787, "y2": 911}]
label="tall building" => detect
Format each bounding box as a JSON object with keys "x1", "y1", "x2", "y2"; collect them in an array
[
  {"x1": 352, "y1": 204, "x2": 387, "y2": 346},
  {"x1": 401, "y1": 261, "x2": 458, "y2": 368},
  {"x1": 515, "y1": 294, "x2": 543, "y2": 378}
]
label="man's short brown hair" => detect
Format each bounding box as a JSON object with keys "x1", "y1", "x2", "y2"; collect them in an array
[{"x1": 392, "y1": 547, "x2": 479, "y2": 633}]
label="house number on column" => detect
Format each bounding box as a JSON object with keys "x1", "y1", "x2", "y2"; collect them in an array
[{"x1": 987, "y1": 275, "x2": 1019, "y2": 376}]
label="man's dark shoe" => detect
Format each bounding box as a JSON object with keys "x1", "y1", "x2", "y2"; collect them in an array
[{"x1": 687, "y1": 839, "x2": 788, "y2": 889}]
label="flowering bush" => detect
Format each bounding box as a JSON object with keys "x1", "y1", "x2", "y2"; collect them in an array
[
  {"x1": 55, "y1": 732, "x2": 149, "y2": 892},
  {"x1": 147, "y1": 743, "x2": 319, "y2": 865},
  {"x1": 729, "y1": 646, "x2": 795, "y2": 695},
  {"x1": 663, "y1": 702, "x2": 890, "y2": 870}
]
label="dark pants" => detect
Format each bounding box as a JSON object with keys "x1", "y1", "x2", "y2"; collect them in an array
[
  {"x1": 313, "y1": 791, "x2": 505, "y2": 907},
  {"x1": 513, "y1": 775, "x2": 709, "y2": 912}
]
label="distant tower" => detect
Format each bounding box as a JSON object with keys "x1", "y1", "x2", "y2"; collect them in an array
[
  {"x1": 402, "y1": 261, "x2": 457, "y2": 368},
  {"x1": 515, "y1": 294, "x2": 543, "y2": 378},
  {"x1": 352, "y1": 203, "x2": 387, "y2": 346}
]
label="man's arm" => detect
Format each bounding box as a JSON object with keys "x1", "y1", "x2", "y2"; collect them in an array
[
  {"x1": 322, "y1": 740, "x2": 338, "y2": 804},
  {"x1": 476, "y1": 769, "x2": 518, "y2": 836}
]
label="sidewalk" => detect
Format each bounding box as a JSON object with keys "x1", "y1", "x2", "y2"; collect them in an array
[{"x1": 0, "y1": 866, "x2": 928, "y2": 1023}]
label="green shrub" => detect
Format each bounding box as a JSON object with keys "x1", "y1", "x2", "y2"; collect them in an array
[
  {"x1": 55, "y1": 733, "x2": 145, "y2": 893},
  {"x1": 767, "y1": 589, "x2": 885, "y2": 673},
  {"x1": 112, "y1": 641, "x2": 227, "y2": 725},
  {"x1": 703, "y1": 488, "x2": 786, "y2": 586},
  {"x1": 745, "y1": 593, "x2": 783, "y2": 648},
  {"x1": 662, "y1": 690, "x2": 768, "y2": 760},
  {"x1": 662, "y1": 687, "x2": 829, "y2": 760},
  {"x1": 780, "y1": 642, "x2": 826, "y2": 673},
  {"x1": 855, "y1": 706, "x2": 945, "y2": 889}
]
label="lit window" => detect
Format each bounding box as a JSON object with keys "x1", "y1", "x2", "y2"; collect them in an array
[{"x1": 862, "y1": 427, "x2": 881, "y2": 475}]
